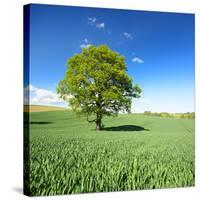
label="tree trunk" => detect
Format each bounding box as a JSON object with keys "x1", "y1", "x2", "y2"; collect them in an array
[{"x1": 96, "y1": 115, "x2": 102, "y2": 130}]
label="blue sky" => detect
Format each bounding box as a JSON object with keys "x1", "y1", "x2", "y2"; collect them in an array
[{"x1": 25, "y1": 4, "x2": 195, "y2": 113}]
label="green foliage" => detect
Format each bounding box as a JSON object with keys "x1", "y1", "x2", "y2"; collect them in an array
[
  {"x1": 57, "y1": 45, "x2": 141, "y2": 129},
  {"x1": 26, "y1": 110, "x2": 195, "y2": 196}
]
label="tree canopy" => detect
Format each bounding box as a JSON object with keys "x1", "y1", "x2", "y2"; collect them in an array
[{"x1": 57, "y1": 45, "x2": 142, "y2": 130}]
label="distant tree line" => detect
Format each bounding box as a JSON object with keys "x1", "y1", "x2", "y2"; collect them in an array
[{"x1": 143, "y1": 111, "x2": 195, "y2": 119}]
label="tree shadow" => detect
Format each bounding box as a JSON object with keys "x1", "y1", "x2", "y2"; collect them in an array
[
  {"x1": 29, "y1": 121, "x2": 53, "y2": 125},
  {"x1": 103, "y1": 125, "x2": 150, "y2": 132}
]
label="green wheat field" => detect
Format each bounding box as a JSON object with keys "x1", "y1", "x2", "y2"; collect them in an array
[{"x1": 24, "y1": 108, "x2": 195, "y2": 196}]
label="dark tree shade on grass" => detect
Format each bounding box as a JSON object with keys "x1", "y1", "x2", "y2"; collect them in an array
[{"x1": 57, "y1": 45, "x2": 142, "y2": 130}]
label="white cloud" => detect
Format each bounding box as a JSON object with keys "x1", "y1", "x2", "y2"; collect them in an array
[
  {"x1": 24, "y1": 85, "x2": 67, "y2": 107},
  {"x1": 80, "y1": 38, "x2": 92, "y2": 49},
  {"x1": 84, "y1": 38, "x2": 89, "y2": 43},
  {"x1": 24, "y1": 84, "x2": 37, "y2": 93},
  {"x1": 88, "y1": 17, "x2": 105, "y2": 29},
  {"x1": 96, "y1": 23, "x2": 105, "y2": 29},
  {"x1": 80, "y1": 44, "x2": 91, "y2": 49},
  {"x1": 123, "y1": 32, "x2": 133, "y2": 40},
  {"x1": 132, "y1": 57, "x2": 144, "y2": 64},
  {"x1": 88, "y1": 17, "x2": 97, "y2": 25}
]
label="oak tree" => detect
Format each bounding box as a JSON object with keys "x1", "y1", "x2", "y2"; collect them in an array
[{"x1": 57, "y1": 45, "x2": 142, "y2": 130}]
